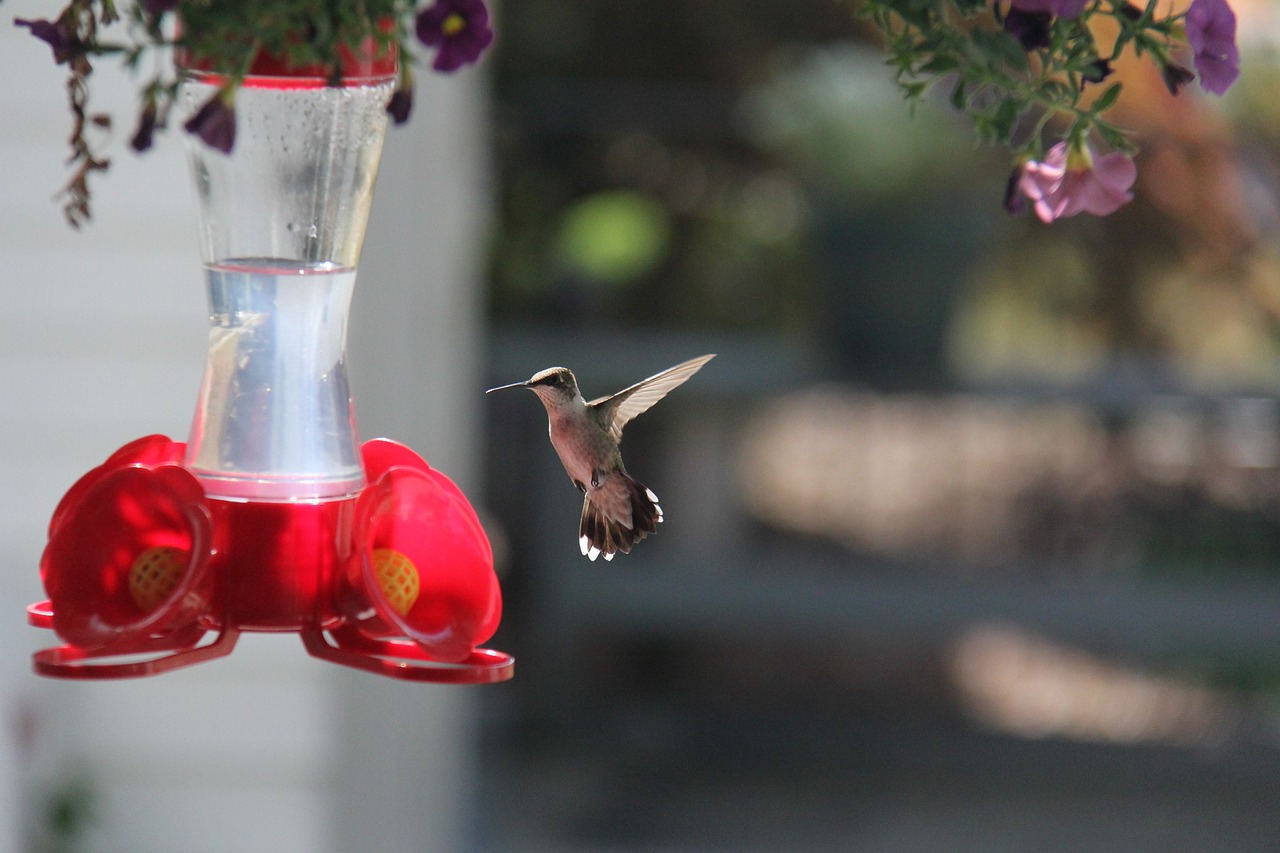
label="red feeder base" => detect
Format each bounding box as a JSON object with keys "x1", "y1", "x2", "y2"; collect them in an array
[{"x1": 28, "y1": 435, "x2": 513, "y2": 683}]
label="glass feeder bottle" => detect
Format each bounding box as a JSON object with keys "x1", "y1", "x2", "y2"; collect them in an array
[{"x1": 182, "y1": 65, "x2": 396, "y2": 502}]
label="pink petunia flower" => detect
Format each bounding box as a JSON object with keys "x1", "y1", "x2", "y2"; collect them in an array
[
  {"x1": 1185, "y1": 0, "x2": 1240, "y2": 95},
  {"x1": 1018, "y1": 142, "x2": 1137, "y2": 223}
]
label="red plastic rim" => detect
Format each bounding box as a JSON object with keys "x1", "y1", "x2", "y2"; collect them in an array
[
  {"x1": 178, "y1": 38, "x2": 398, "y2": 88},
  {"x1": 302, "y1": 629, "x2": 514, "y2": 684},
  {"x1": 27, "y1": 600, "x2": 54, "y2": 629},
  {"x1": 31, "y1": 627, "x2": 239, "y2": 680}
]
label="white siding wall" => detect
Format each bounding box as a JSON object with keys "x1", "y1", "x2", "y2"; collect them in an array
[{"x1": 1, "y1": 6, "x2": 489, "y2": 851}]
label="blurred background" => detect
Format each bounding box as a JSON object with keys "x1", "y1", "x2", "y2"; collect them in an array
[{"x1": 6, "y1": 0, "x2": 1280, "y2": 850}]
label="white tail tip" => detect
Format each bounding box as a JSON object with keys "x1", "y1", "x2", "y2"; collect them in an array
[{"x1": 646, "y1": 488, "x2": 664, "y2": 522}]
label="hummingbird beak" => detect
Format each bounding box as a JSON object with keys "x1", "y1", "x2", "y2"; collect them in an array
[{"x1": 485, "y1": 380, "x2": 530, "y2": 394}]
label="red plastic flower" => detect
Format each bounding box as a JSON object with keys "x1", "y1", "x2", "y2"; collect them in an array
[
  {"x1": 1018, "y1": 142, "x2": 1136, "y2": 223},
  {"x1": 47, "y1": 434, "x2": 186, "y2": 537},
  {"x1": 415, "y1": 0, "x2": 494, "y2": 72},
  {"x1": 341, "y1": 439, "x2": 502, "y2": 663},
  {"x1": 41, "y1": 437, "x2": 215, "y2": 650}
]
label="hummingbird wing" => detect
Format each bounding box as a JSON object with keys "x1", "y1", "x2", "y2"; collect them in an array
[{"x1": 588, "y1": 354, "x2": 715, "y2": 443}]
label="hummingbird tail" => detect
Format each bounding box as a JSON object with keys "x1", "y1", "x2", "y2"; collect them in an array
[{"x1": 578, "y1": 475, "x2": 663, "y2": 561}]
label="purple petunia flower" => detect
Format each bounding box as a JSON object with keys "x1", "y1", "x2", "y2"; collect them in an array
[
  {"x1": 1185, "y1": 0, "x2": 1240, "y2": 95},
  {"x1": 15, "y1": 17, "x2": 73, "y2": 64},
  {"x1": 387, "y1": 86, "x2": 414, "y2": 125},
  {"x1": 1004, "y1": 9, "x2": 1052, "y2": 50},
  {"x1": 1161, "y1": 61, "x2": 1197, "y2": 96},
  {"x1": 415, "y1": 0, "x2": 494, "y2": 72},
  {"x1": 1018, "y1": 142, "x2": 1136, "y2": 223},
  {"x1": 130, "y1": 102, "x2": 159, "y2": 153},
  {"x1": 1008, "y1": 0, "x2": 1088, "y2": 20},
  {"x1": 183, "y1": 89, "x2": 236, "y2": 154},
  {"x1": 141, "y1": 0, "x2": 179, "y2": 16},
  {"x1": 1082, "y1": 58, "x2": 1113, "y2": 84},
  {"x1": 1004, "y1": 165, "x2": 1029, "y2": 216}
]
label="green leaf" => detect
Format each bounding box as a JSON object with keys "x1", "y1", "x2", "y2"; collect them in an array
[
  {"x1": 1038, "y1": 80, "x2": 1072, "y2": 102},
  {"x1": 902, "y1": 80, "x2": 928, "y2": 100},
  {"x1": 972, "y1": 28, "x2": 1031, "y2": 72},
  {"x1": 972, "y1": 111, "x2": 997, "y2": 143},
  {"x1": 920, "y1": 54, "x2": 960, "y2": 74},
  {"x1": 1092, "y1": 118, "x2": 1137, "y2": 152},
  {"x1": 1090, "y1": 82, "x2": 1123, "y2": 114}
]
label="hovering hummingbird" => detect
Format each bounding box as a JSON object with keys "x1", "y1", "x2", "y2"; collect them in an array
[{"x1": 487, "y1": 354, "x2": 715, "y2": 561}]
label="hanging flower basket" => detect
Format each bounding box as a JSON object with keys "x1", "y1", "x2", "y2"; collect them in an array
[{"x1": 14, "y1": 0, "x2": 1240, "y2": 224}]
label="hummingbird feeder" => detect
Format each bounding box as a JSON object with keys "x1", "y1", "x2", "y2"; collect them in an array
[{"x1": 26, "y1": 40, "x2": 512, "y2": 683}]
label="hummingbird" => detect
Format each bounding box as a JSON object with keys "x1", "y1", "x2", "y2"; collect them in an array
[{"x1": 487, "y1": 354, "x2": 715, "y2": 561}]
